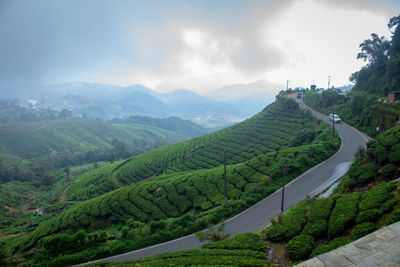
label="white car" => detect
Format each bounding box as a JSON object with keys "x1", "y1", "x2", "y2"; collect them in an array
[{"x1": 329, "y1": 114, "x2": 341, "y2": 123}]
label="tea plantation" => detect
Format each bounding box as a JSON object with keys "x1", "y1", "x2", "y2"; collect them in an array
[
  {"x1": 67, "y1": 98, "x2": 323, "y2": 201},
  {"x1": 263, "y1": 126, "x2": 400, "y2": 262},
  {"x1": 12, "y1": 97, "x2": 340, "y2": 266},
  {"x1": 0, "y1": 118, "x2": 187, "y2": 166},
  {"x1": 89, "y1": 233, "x2": 270, "y2": 267}
]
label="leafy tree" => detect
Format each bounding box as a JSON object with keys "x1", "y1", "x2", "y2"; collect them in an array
[{"x1": 357, "y1": 33, "x2": 390, "y2": 65}]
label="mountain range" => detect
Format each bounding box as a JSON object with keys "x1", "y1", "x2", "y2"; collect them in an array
[{"x1": 0, "y1": 81, "x2": 281, "y2": 127}]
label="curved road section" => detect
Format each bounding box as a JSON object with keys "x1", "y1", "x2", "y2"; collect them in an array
[{"x1": 82, "y1": 100, "x2": 369, "y2": 265}]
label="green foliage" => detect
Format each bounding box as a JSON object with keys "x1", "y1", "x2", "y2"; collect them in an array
[
  {"x1": 328, "y1": 192, "x2": 360, "y2": 239},
  {"x1": 387, "y1": 210, "x2": 400, "y2": 225},
  {"x1": 302, "y1": 219, "x2": 327, "y2": 239},
  {"x1": 356, "y1": 209, "x2": 381, "y2": 224},
  {"x1": 98, "y1": 249, "x2": 269, "y2": 267},
  {"x1": 286, "y1": 235, "x2": 314, "y2": 260},
  {"x1": 380, "y1": 164, "x2": 397, "y2": 177},
  {"x1": 265, "y1": 200, "x2": 308, "y2": 242},
  {"x1": 67, "y1": 101, "x2": 328, "y2": 201},
  {"x1": 17, "y1": 100, "x2": 340, "y2": 264},
  {"x1": 0, "y1": 118, "x2": 186, "y2": 169},
  {"x1": 310, "y1": 237, "x2": 351, "y2": 258},
  {"x1": 308, "y1": 198, "x2": 335, "y2": 222},
  {"x1": 358, "y1": 183, "x2": 395, "y2": 212},
  {"x1": 110, "y1": 115, "x2": 208, "y2": 138},
  {"x1": 202, "y1": 233, "x2": 264, "y2": 251},
  {"x1": 350, "y1": 222, "x2": 377, "y2": 240}
]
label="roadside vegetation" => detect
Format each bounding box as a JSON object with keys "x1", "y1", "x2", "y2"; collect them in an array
[
  {"x1": 0, "y1": 96, "x2": 340, "y2": 266},
  {"x1": 87, "y1": 233, "x2": 271, "y2": 267},
  {"x1": 303, "y1": 15, "x2": 400, "y2": 137},
  {"x1": 74, "y1": 15, "x2": 400, "y2": 267},
  {"x1": 262, "y1": 126, "x2": 400, "y2": 263}
]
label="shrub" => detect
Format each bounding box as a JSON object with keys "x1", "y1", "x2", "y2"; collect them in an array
[
  {"x1": 358, "y1": 183, "x2": 395, "y2": 212},
  {"x1": 379, "y1": 199, "x2": 398, "y2": 214},
  {"x1": 350, "y1": 222, "x2": 376, "y2": 240},
  {"x1": 328, "y1": 192, "x2": 360, "y2": 239},
  {"x1": 387, "y1": 210, "x2": 400, "y2": 225},
  {"x1": 380, "y1": 164, "x2": 397, "y2": 178},
  {"x1": 261, "y1": 175, "x2": 271, "y2": 185},
  {"x1": 265, "y1": 224, "x2": 286, "y2": 242},
  {"x1": 265, "y1": 200, "x2": 308, "y2": 242},
  {"x1": 121, "y1": 226, "x2": 129, "y2": 239},
  {"x1": 310, "y1": 237, "x2": 351, "y2": 257},
  {"x1": 308, "y1": 198, "x2": 335, "y2": 222},
  {"x1": 372, "y1": 144, "x2": 388, "y2": 164},
  {"x1": 286, "y1": 235, "x2": 314, "y2": 260},
  {"x1": 389, "y1": 144, "x2": 400, "y2": 163},
  {"x1": 302, "y1": 219, "x2": 327, "y2": 238},
  {"x1": 356, "y1": 209, "x2": 381, "y2": 224},
  {"x1": 357, "y1": 164, "x2": 375, "y2": 183}
]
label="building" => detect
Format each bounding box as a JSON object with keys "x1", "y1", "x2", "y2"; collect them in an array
[{"x1": 388, "y1": 91, "x2": 400, "y2": 101}]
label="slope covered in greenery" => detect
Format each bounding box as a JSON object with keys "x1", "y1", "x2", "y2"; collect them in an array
[
  {"x1": 88, "y1": 233, "x2": 270, "y2": 267},
  {"x1": 0, "y1": 118, "x2": 187, "y2": 167},
  {"x1": 67, "y1": 98, "x2": 321, "y2": 201},
  {"x1": 110, "y1": 115, "x2": 209, "y2": 138},
  {"x1": 13, "y1": 97, "x2": 339, "y2": 266},
  {"x1": 263, "y1": 126, "x2": 400, "y2": 262}
]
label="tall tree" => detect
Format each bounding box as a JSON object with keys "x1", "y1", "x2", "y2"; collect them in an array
[{"x1": 357, "y1": 33, "x2": 390, "y2": 65}]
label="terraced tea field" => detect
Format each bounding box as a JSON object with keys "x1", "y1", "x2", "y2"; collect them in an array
[
  {"x1": 67, "y1": 99, "x2": 321, "y2": 201},
  {"x1": 20, "y1": 98, "x2": 338, "y2": 254}
]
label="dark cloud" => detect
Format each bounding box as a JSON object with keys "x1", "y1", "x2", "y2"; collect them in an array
[{"x1": 0, "y1": 0, "x2": 397, "y2": 90}]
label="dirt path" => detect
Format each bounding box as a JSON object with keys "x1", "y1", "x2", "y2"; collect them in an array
[{"x1": 58, "y1": 183, "x2": 71, "y2": 203}]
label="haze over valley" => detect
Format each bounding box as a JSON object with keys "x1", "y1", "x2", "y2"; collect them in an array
[{"x1": 0, "y1": 1, "x2": 400, "y2": 266}]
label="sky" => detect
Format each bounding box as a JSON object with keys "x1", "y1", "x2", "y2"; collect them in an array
[{"x1": 0, "y1": 0, "x2": 399, "y2": 95}]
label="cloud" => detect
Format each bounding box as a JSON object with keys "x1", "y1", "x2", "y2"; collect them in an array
[{"x1": 0, "y1": 0, "x2": 398, "y2": 94}]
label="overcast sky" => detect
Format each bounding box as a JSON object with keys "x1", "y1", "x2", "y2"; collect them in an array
[{"x1": 1, "y1": 0, "x2": 399, "y2": 94}]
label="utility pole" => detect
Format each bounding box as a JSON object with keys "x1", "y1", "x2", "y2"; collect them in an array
[
  {"x1": 223, "y1": 150, "x2": 228, "y2": 207},
  {"x1": 286, "y1": 80, "x2": 289, "y2": 91},
  {"x1": 327, "y1": 76, "x2": 332, "y2": 90}
]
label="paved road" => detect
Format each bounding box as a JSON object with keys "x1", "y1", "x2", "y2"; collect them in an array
[{"x1": 82, "y1": 100, "x2": 369, "y2": 265}]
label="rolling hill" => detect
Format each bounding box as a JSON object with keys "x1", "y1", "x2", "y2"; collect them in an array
[
  {"x1": 17, "y1": 97, "x2": 339, "y2": 266},
  {"x1": 0, "y1": 118, "x2": 190, "y2": 167}
]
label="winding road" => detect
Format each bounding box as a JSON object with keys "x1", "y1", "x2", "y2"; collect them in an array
[{"x1": 82, "y1": 99, "x2": 370, "y2": 265}]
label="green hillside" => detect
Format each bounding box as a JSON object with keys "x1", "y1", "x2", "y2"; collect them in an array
[
  {"x1": 14, "y1": 97, "x2": 339, "y2": 266},
  {"x1": 104, "y1": 126, "x2": 400, "y2": 267},
  {"x1": 87, "y1": 233, "x2": 270, "y2": 267},
  {"x1": 110, "y1": 115, "x2": 209, "y2": 138},
  {"x1": 67, "y1": 98, "x2": 321, "y2": 201},
  {"x1": 0, "y1": 118, "x2": 186, "y2": 167},
  {"x1": 262, "y1": 126, "x2": 400, "y2": 263}
]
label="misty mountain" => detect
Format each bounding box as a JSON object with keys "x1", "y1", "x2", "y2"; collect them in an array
[{"x1": 0, "y1": 81, "x2": 279, "y2": 127}]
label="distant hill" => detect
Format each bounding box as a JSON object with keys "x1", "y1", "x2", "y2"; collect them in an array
[
  {"x1": 111, "y1": 115, "x2": 209, "y2": 138},
  {"x1": 0, "y1": 81, "x2": 281, "y2": 128},
  {"x1": 0, "y1": 118, "x2": 190, "y2": 168}
]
